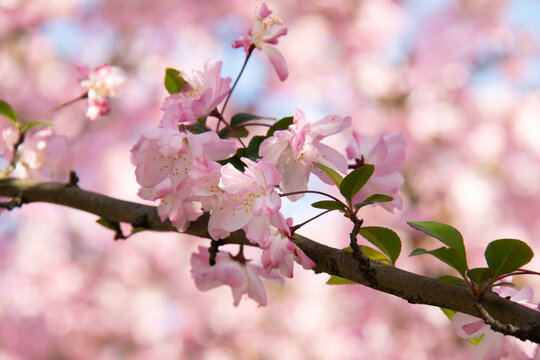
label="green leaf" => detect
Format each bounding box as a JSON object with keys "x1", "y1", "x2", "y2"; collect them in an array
[
  {"x1": 358, "y1": 226, "x2": 401, "y2": 266},
  {"x1": 230, "y1": 113, "x2": 266, "y2": 128},
  {"x1": 327, "y1": 275, "x2": 356, "y2": 285},
  {"x1": 467, "y1": 267, "x2": 496, "y2": 287},
  {"x1": 218, "y1": 148, "x2": 248, "y2": 171},
  {"x1": 407, "y1": 221, "x2": 466, "y2": 258},
  {"x1": 246, "y1": 135, "x2": 266, "y2": 160},
  {"x1": 354, "y1": 194, "x2": 393, "y2": 209},
  {"x1": 131, "y1": 227, "x2": 147, "y2": 235},
  {"x1": 21, "y1": 121, "x2": 54, "y2": 133},
  {"x1": 266, "y1": 116, "x2": 293, "y2": 136},
  {"x1": 485, "y1": 239, "x2": 533, "y2": 277},
  {"x1": 328, "y1": 245, "x2": 391, "y2": 284},
  {"x1": 218, "y1": 126, "x2": 249, "y2": 139},
  {"x1": 164, "y1": 68, "x2": 186, "y2": 94},
  {"x1": 410, "y1": 247, "x2": 467, "y2": 275},
  {"x1": 440, "y1": 307, "x2": 456, "y2": 320},
  {"x1": 0, "y1": 100, "x2": 17, "y2": 123},
  {"x1": 339, "y1": 165, "x2": 375, "y2": 203},
  {"x1": 187, "y1": 123, "x2": 211, "y2": 134},
  {"x1": 439, "y1": 275, "x2": 467, "y2": 287},
  {"x1": 313, "y1": 162, "x2": 343, "y2": 187},
  {"x1": 96, "y1": 218, "x2": 118, "y2": 231},
  {"x1": 311, "y1": 200, "x2": 346, "y2": 212}
]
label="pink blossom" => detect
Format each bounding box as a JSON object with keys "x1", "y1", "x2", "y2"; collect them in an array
[
  {"x1": 161, "y1": 60, "x2": 231, "y2": 127},
  {"x1": 12, "y1": 128, "x2": 67, "y2": 181},
  {"x1": 452, "y1": 285, "x2": 539, "y2": 360},
  {"x1": 190, "y1": 246, "x2": 284, "y2": 306},
  {"x1": 259, "y1": 109, "x2": 351, "y2": 201},
  {"x1": 78, "y1": 64, "x2": 126, "y2": 120},
  {"x1": 232, "y1": 3, "x2": 289, "y2": 81},
  {"x1": 346, "y1": 131, "x2": 406, "y2": 211},
  {"x1": 260, "y1": 217, "x2": 316, "y2": 277},
  {"x1": 0, "y1": 126, "x2": 19, "y2": 162},
  {"x1": 209, "y1": 158, "x2": 283, "y2": 244}
]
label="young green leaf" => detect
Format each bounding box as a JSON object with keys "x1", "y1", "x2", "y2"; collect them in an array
[
  {"x1": 439, "y1": 275, "x2": 467, "y2": 287},
  {"x1": 339, "y1": 164, "x2": 375, "y2": 203},
  {"x1": 246, "y1": 135, "x2": 266, "y2": 160},
  {"x1": 354, "y1": 194, "x2": 393, "y2": 209},
  {"x1": 408, "y1": 221, "x2": 466, "y2": 258},
  {"x1": 313, "y1": 162, "x2": 343, "y2": 187},
  {"x1": 466, "y1": 267, "x2": 495, "y2": 287},
  {"x1": 311, "y1": 200, "x2": 346, "y2": 212},
  {"x1": 358, "y1": 226, "x2": 401, "y2": 266},
  {"x1": 164, "y1": 68, "x2": 187, "y2": 94},
  {"x1": 410, "y1": 247, "x2": 467, "y2": 275},
  {"x1": 485, "y1": 239, "x2": 533, "y2": 278},
  {"x1": 0, "y1": 100, "x2": 17, "y2": 123},
  {"x1": 266, "y1": 116, "x2": 293, "y2": 136},
  {"x1": 230, "y1": 113, "x2": 266, "y2": 128}
]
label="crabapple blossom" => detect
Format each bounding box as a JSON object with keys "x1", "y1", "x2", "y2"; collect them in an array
[
  {"x1": 346, "y1": 131, "x2": 406, "y2": 211},
  {"x1": 12, "y1": 128, "x2": 67, "y2": 181},
  {"x1": 451, "y1": 285, "x2": 539, "y2": 360},
  {"x1": 260, "y1": 217, "x2": 316, "y2": 277},
  {"x1": 190, "y1": 246, "x2": 284, "y2": 307},
  {"x1": 259, "y1": 108, "x2": 351, "y2": 200},
  {"x1": 0, "y1": 126, "x2": 19, "y2": 162},
  {"x1": 161, "y1": 60, "x2": 231, "y2": 127},
  {"x1": 232, "y1": 3, "x2": 289, "y2": 81},
  {"x1": 78, "y1": 64, "x2": 126, "y2": 120},
  {"x1": 209, "y1": 158, "x2": 283, "y2": 245}
]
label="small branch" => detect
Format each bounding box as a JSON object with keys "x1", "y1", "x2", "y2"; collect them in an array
[
  {"x1": 30, "y1": 92, "x2": 88, "y2": 122},
  {"x1": 220, "y1": 47, "x2": 254, "y2": 115}
]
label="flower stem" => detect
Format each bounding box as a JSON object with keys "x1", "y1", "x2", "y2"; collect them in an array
[
  {"x1": 220, "y1": 46, "x2": 254, "y2": 115},
  {"x1": 30, "y1": 92, "x2": 88, "y2": 122}
]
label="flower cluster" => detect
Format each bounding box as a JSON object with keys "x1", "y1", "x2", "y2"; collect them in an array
[
  {"x1": 452, "y1": 283, "x2": 539, "y2": 360},
  {"x1": 78, "y1": 64, "x2": 126, "y2": 120}
]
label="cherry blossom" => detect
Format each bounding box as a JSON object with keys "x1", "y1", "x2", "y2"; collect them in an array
[
  {"x1": 0, "y1": 125, "x2": 19, "y2": 162},
  {"x1": 259, "y1": 108, "x2": 351, "y2": 200},
  {"x1": 452, "y1": 285, "x2": 539, "y2": 360},
  {"x1": 161, "y1": 60, "x2": 231, "y2": 127},
  {"x1": 210, "y1": 158, "x2": 283, "y2": 245},
  {"x1": 78, "y1": 64, "x2": 126, "y2": 120},
  {"x1": 12, "y1": 128, "x2": 67, "y2": 181},
  {"x1": 190, "y1": 246, "x2": 284, "y2": 307},
  {"x1": 346, "y1": 131, "x2": 406, "y2": 211},
  {"x1": 260, "y1": 217, "x2": 316, "y2": 277},
  {"x1": 232, "y1": 3, "x2": 289, "y2": 81}
]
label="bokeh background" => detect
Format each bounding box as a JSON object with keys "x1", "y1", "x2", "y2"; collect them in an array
[{"x1": 1, "y1": 0, "x2": 540, "y2": 358}]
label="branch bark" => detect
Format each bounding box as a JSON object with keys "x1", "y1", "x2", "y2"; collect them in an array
[{"x1": 1, "y1": 177, "x2": 539, "y2": 343}]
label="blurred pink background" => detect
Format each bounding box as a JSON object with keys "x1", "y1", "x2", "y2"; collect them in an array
[{"x1": 1, "y1": 0, "x2": 540, "y2": 358}]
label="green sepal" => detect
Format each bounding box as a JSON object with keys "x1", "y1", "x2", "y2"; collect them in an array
[
  {"x1": 358, "y1": 226, "x2": 401, "y2": 266},
  {"x1": 311, "y1": 200, "x2": 346, "y2": 212},
  {"x1": 312, "y1": 162, "x2": 343, "y2": 187},
  {"x1": 485, "y1": 239, "x2": 533, "y2": 278},
  {"x1": 0, "y1": 100, "x2": 17, "y2": 123},
  {"x1": 266, "y1": 116, "x2": 293, "y2": 136},
  {"x1": 339, "y1": 165, "x2": 375, "y2": 203},
  {"x1": 164, "y1": 67, "x2": 186, "y2": 94}
]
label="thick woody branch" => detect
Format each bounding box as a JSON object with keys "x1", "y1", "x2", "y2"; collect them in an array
[{"x1": 0, "y1": 177, "x2": 539, "y2": 343}]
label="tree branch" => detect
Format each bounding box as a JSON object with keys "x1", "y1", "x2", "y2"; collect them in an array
[{"x1": 0, "y1": 177, "x2": 538, "y2": 343}]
